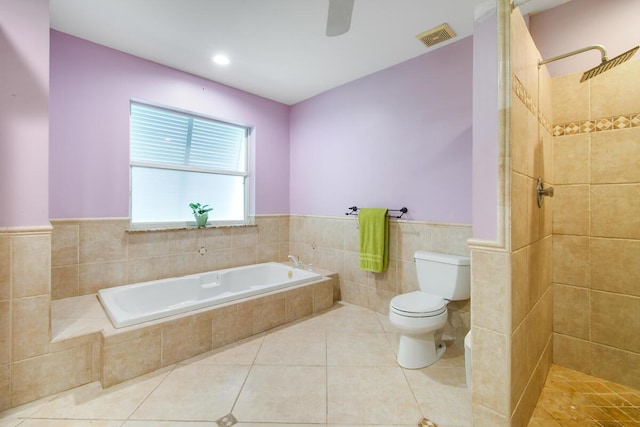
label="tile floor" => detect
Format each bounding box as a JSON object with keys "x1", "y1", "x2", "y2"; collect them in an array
[
  {"x1": 0, "y1": 302, "x2": 471, "y2": 427},
  {"x1": 528, "y1": 364, "x2": 640, "y2": 427}
]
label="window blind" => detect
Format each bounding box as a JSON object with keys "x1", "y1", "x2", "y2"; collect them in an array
[{"x1": 130, "y1": 102, "x2": 247, "y2": 173}]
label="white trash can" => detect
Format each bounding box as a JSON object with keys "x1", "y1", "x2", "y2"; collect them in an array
[{"x1": 464, "y1": 330, "x2": 472, "y2": 389}]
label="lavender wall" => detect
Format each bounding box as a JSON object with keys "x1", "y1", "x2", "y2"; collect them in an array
[
  {"x1": 49, "y1": 31, "x2": 291, "y2": 219},
  {"x1": 289, "y1": 38, "x2": 473, "y2": 223},
  {"x1": 529, "y1": 0, "x2": 640, "y2": 77},
  {"x1": 0, "y1": 0, "x2": 50, "y2": 227},
  {"x1": 471, "y1": 9, "x2": 499, "y2": 241}
]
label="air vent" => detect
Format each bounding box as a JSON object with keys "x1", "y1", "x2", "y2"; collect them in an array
[{"x1": 416, "y1": 23, "x2": 456, "y2": 47}]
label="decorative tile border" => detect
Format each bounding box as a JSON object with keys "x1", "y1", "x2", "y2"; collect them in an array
[
  {"x1": 553, "y1": 113, "x2": 640, "y2": 136},
  {"x1": 512, "y1": 73, "x2": 640, "y2": 137},
  {"x1": 512, "y1": 74, "x2": 552, "y2": 134}
]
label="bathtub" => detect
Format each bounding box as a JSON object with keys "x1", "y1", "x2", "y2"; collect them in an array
[{"x1": 98, "y1": 262, "x2": 323, "y2": 328}]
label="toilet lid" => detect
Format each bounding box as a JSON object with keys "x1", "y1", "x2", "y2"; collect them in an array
[{"x1": 390, "y1": 291, "x2": 447, "y2": 317}]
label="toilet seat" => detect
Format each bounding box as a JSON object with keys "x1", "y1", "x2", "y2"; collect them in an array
[{"x1": 390, "y1": 291, "x2": 446, "y2": 318}]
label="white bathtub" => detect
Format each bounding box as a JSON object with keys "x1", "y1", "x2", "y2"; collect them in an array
[{"x1": 98, "y1": 262, "x2": 323, "y2": 328}]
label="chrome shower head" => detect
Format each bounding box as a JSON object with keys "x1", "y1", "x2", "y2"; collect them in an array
[
  {"x1": 580, "y1": 46, "x2": 639, "y2": 82},
  {"x1": 538, "y1": 44, "x2": 639, "y2": 83}
]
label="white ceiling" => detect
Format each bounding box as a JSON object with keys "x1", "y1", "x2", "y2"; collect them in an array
[{"x1": 49, "y1": 0, "x2": 569, "y2": 105}]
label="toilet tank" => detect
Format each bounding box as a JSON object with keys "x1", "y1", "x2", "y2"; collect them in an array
[{"x1": 414, "y1": 251, "x2": 470, "y2": 300}]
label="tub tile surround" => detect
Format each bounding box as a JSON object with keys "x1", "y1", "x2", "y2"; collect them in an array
[
  {"x1": 551, "y1": 57, "x2": 640, "y2": 391},
  {"x1": 50, "y1": 216, "x2": 292, "y2": 299},
  {"x1": 0, "y1": 302, "x2": 472, "y2": 427}
]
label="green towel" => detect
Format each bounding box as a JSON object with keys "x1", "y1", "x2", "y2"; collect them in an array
[{"x1": 359, "y1": 208, "x2": 389, "y2": 273}]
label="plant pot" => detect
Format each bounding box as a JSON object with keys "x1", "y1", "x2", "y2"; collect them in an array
[{"x1": 194, "y1": 213, "x2": 208, "y2": 228}]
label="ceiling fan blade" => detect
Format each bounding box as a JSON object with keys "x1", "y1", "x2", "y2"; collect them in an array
[{"x1": 326, "y1": 0, "x2": 354, "y2": 37}]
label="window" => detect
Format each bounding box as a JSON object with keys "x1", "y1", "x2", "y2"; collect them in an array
[{"x1": 129, "y1": 101, "x2": 250, "y2": 227}]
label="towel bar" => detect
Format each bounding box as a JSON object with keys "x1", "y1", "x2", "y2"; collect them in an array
[{"x1": 345, "y1": 206, "x2": 408, "y2": 219}]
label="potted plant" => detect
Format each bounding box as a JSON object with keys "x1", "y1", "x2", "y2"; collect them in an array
[{"x1": 189, "y1": 203, "x2": 213, "y2": 228}]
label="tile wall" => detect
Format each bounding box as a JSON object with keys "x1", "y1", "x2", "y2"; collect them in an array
[
  {"x1": 50, "y1": 216, "x2": 291, "y2": 299},
  {"x1": 551, "y1": 58, "x2": 640, "y2": 390},
  {"x1": 509, "y1": 9, "x2": 555, "y2": 426},
  {"x1": 469, "y1": 6, "x2": 554, "y2": 426},
  {"x1": 1, "y1": 214, "x2": 471, "y2": 411},
  {"x1": 0, "y1": 228, "x2": 55, "y2": 410},
  {"x1": 288, "y1": 215, "x2": 473, "y2": 346}
]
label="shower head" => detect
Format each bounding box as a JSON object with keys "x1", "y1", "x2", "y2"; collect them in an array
[
  {"x1": 580, "y1": 46, "x2": 639, "y2": 82},
  {"x1": 538, "y1": 45, "x2": 639, "y2": 82}
]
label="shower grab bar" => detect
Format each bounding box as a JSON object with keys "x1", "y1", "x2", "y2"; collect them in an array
[{"x1": 345, "y1": 206, "x2": 408, "y2": 219}]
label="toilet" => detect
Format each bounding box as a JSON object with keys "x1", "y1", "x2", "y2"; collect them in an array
[{"x1": 389, "y1": 250, "x2": 470, "y2": 369}]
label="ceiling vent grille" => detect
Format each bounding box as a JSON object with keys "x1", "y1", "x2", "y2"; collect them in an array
[{"x1": 416, "y1": 23, "x2": 456, "y2": 47}]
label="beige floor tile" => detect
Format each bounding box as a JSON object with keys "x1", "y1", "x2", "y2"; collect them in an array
[
  {"x1": 188, "y1": 335, "x2": 264, "y2": 365},
  {"x1": 322, "y1": 304, "x2": 385, "y2": 333},
  {"x1": 130, "y1": 364, "x2": 249, "y2": 421},
  {"x1": 123, "y1": 422, "x2": 218, "y2": 426},
  {"x1": 32, "y1": 368, "x2": 173, "y2": 420},
  {"x1": 327, "y1": 366, "x2": 422, "y2": 425},
  {"x1": 254, "y1": 328, "x2": 326, "y2": 366},
  {"x1": 19, "y1": 421, "x2": 123, "y2": 427},
  {"x1": 233, "y1": 365, "x2": 326, "y2": 424},
  {"x1": 404, "y1": 367, "x2": 471, "y2": 426},
  {"x1": 327, "y1": 331, "x2": 397, "y2": 366}
]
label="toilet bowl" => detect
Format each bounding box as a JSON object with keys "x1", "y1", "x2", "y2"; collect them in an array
[
  {"x1": 389, "y1": 291, "x2": 448, "y2": 368},
  {"x1": 388, "y1": 251, "x2": 470, "y2": 369}
]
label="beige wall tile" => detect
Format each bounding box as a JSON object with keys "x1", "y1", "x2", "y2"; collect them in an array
[
  {"x1": 51, "y1": 223, "x2": 79, "y2": 266},
  {"x1": 553, "y1": 333, "x2": 591, "y2": 374},
  {"x1": 512, "y1": 343, "x2": 552, "y2": 427},
  {"x1": 552, "y1": 71, "x2": 589, "y2": 123},
  {"x1": 11, "y1": 344, "x2": 93, "y2": 406},
  {"x1": 430, "y1": 226, "x2": 472, "y2": 256},
  {"x1": 312, "y1": 279, "x2": 334, "y2": 313},
  {"x1": 256, "y1": 216, "x2": 280, "y2": 245},
  {"x1": 591, "y1": 184, "x2": 640, "y2": 239},
  {"x1": 553, "y1": 235, "x2": 590, "y2": 287},
  {"x1": 127, "y1": 229, "x2": 199, "y2": 259},
  {"x1": 553, "y1": 134, "x2": 590, "y2": 184},
  {"x1": 591, "y1": 128, "x2": 640, "y2": 184},
  {"x1": 80, "y1": 260, "x2": 128, "y2": 294},
  {"x1": 51, "y1": 265, "x2": 79, "y2": 299},
  {"x1": 0, "y1": 363, "x2": 9, "y2": 411},
  {"x1": 79, "y1": 220, "x2": 128, "y2": 264},
  {"x1": 12, "y1": 295, "x2": 50, "y2": 361},
  {"x1": 285, "y1": 287, "x2": 313, "y2": 322},
  {"x1": 591, "y1": 342, "x2": 640, "y2": 390},
  {"x1": 472, "y1": 327, "x2": 510, "y2": 415},
  {"x1": 252, "y1": 297, "x2": 285, "y2": 334},
  {"x1": 511, "y1": 9, "x2": 539, "y2": 108},
  {"x1": 512, "y1": 317, "x2": 534, "y2": 410},
  {"x1": 397, "y1": 222, "x2": 431, "y2": 261},
  {"x1": 511, "y1": 247, "x2": 530, "y2": 329},
  {"x1": 0, "y1": 236, "x2": 8, "y2": 302},
  {"x1": 342, "y1": 219, "x2": 359, "y2": 253},
  {"x1": 511, "y1": 96, "x2": 537, "y2": 177},
  {"x1": 202, "y1": 248, "x2": 233, "y2": 271},
  {"x1": 162, "y1": 318, "x2": 212, "y2": 366},
  {"x1": 102, "y1": 333, "x2": 162, "y2": 387},
  {"x1": 472, "y1": 250, "x2": 509, "y2": 334},
  {"x1": 590, "y1": 58, "x2": 640, "y2": 119},
  {"x1": 553, "y1": 284, "x2": 590, "y2": 339},
  {"x1": 201, "y1": 228, "x2": 232, "y2": 251},
  {"x1": 591, "y1": 290, "x2": 640, "y2": 354},
  {"x1": 472, "y1": 403, "x2": 510, "y2": 427},
  {"x1": 552, "y1": 185, "x2": 590, "y2": 236},
  {"x1": 256, "y1": 243, "x2": 279, "y2": 263},
  {"x1": 12, "y1": 234, "x2": 51, "y2": 299},
  {"x1": 591, "y1": 237, "x2": 640, "y2": 297},
  {"x1": 0, "y1": 301, "x2": 9, "y2": 365},
  {"x1": 278, "y1": 216, "x2": 290, "y2": 243},
  {"x1": 511, "y1": 172, "x2": 532, "y2": 250}
]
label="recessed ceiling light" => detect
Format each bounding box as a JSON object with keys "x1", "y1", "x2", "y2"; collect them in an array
[{"x1": 212, "y1": 54, "x2": 230, "y2": 66}]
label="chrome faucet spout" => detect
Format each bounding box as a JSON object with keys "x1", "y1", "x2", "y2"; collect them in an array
[{"x1": 288, "y1": 255, "x2": 302, "y2": 268}]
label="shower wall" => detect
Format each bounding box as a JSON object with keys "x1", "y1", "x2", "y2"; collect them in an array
[
  {"x1": 551, "y1": 58, "x2": 640, "y2": 390},
  {"x1": 509, "y1": 8, "x2": 554, "y2": 425}
]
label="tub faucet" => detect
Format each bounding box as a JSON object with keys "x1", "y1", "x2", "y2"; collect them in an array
[{"x1": 288, "y1": 255, "x2": 302, "y2": 268}]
